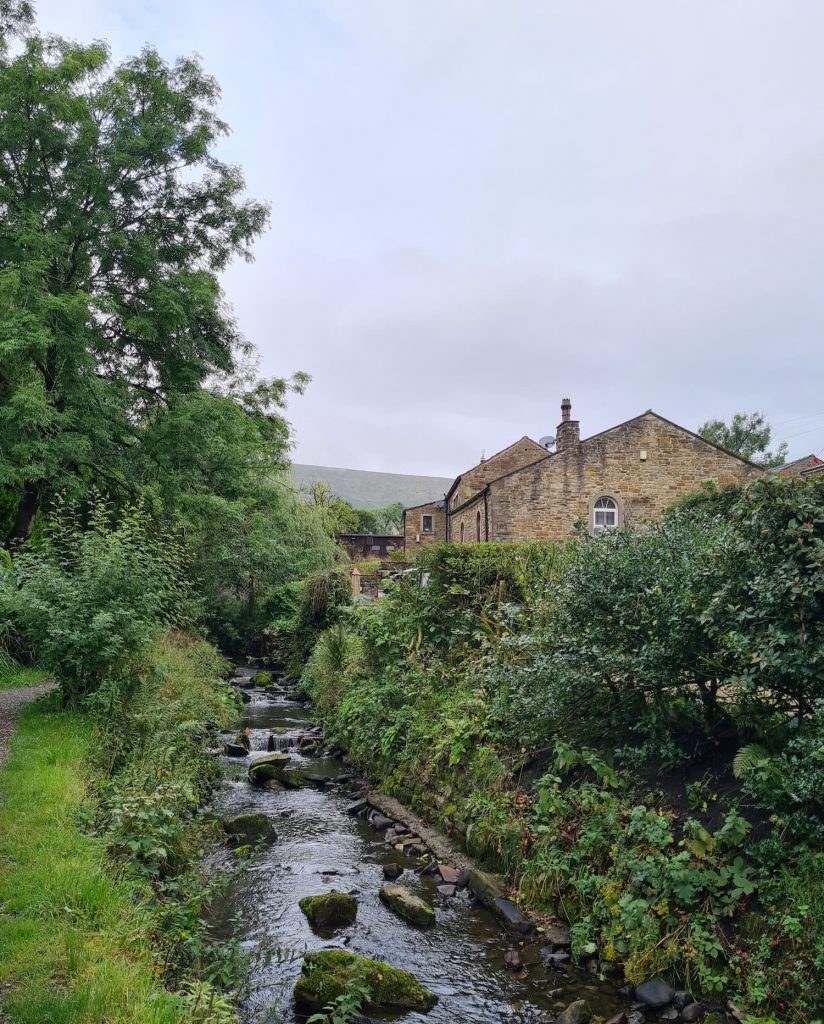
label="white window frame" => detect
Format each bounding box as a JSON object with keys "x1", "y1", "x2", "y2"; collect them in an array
[{"x1": 592, "y1": 496, "x2": 618, "y2": 536}]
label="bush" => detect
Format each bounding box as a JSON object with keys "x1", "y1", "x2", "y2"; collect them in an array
[{"x1": 2, "y1": 495, "x2": 187, "y2": 701}]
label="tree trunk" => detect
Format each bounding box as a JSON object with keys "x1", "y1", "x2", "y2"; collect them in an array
[{"x1": 11, "y1": 482, "x2": 40, "y2": 541}]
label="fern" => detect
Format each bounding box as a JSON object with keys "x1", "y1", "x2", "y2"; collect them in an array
[{"x1": 732, "y1": 743, "x2": 771, "y2": 778}]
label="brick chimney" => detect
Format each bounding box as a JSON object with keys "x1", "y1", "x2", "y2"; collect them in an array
[{"x1": 555, "y1": 397, "x2": 580, "y2": 453}]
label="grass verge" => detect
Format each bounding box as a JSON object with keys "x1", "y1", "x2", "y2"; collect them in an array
[
  {"x1": 0, "y1": 630, "x2": 241, "y2": 1024},
  {"x1": 0, "y1": 693, "x2": 188, "y2": 1023}
]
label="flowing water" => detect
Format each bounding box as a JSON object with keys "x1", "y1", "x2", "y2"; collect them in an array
[{"x1": 209, "y1": 668, "x2": 628, "y2": 1024}]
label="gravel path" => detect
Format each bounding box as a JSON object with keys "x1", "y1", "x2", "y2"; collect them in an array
[{"x1": 0, "y1": 681, "x2": 56, "y2": 769}]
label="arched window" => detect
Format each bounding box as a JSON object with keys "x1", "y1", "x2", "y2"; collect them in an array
[
  {"x1": 476, "y1": 510, "x2": 482, "y2": 542},
  {"x1": 460, "y1": 521, "x2": 465, "y2": 543},
  {"x1": 593, "y1": 496, "x2": 618, "y2": 535}
]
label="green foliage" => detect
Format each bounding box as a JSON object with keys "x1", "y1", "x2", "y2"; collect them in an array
[
  {"x1": 698, "y1": 412, "x2": 788, "y2": 467},
  {"x1": 0, "y1": 9, "x2": 335, "y2": 648},
  {"x1": 0, "y1": 18, "x2": 268, "y2": 541},
  {"x1": 267, "y1": 567, "x2": 352, "y2": 675},
  {"x1": 304, "y1": 481, "x2": 824, "y2": 1022},
  {"x1": 0, "y1": 638, "x2": 237, "y2": 1023},
  {"x1": 2, "y1": 495, "x2": 186, "y2": 701}
]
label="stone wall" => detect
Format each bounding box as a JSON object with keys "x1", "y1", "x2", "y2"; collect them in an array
[
  {"x1": 403, "y1": 501, "x2": 446, "y2": 551},
  {"x1": 448, "y1": 437, "x2": 547, "y2": 512},
  {"x1": 449, "y1": 491, "x2": 488, "y2": 544},
  {"x1": 486, "y1": 412, "x2": 762, "y2": 542}
]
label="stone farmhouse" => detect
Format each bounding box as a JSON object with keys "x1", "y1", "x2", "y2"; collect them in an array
[{"x1": 404, "y1": 399, "x2": 795, "y2": 550}]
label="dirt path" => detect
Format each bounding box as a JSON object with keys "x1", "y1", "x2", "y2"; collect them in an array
[{"x1": 0, "y1": 681, "x2": 56, "y2": 769}]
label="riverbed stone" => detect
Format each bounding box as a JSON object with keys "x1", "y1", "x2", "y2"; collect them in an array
[
  {"x1": 437, "y1": 884, "x2": 456, "y2": 897},
  {"x1": 674, "y1": 992, "x2": 695, "y2": 1010},
  {"x1": 556, "y1": 999, "x2": 592, "y2": 1024},
  {"x1": 370, "y1": 812, "x2": 394, "y2": 831},
  {"x1": 543, "y1": 921, "x2": 572, "y2": 947},
  {"x1": 222, "y1": 812, "x2": 276, "y2": 845},
  {"x1": 681, "y1": 1003, "x2": 704, "y2": 1023},
  {"x1": 298, "y1": 890, "x2": 357, "y2": 931},
  {"x1": 346, "y1": 797, "x2": 369, "y2": 815},
  {"x1": 438, "y1": 864, "x2": 461, "y2": 884},
  {"x1": 224, "y1": 743, "x2": 249, "y2": 757},
  {"x1": 294, "y1": 949, "x2": 437, "y2": 1014},
  {"x1": 467, "y1": 866, "x2": 505, "y2": 906},
  {"x1": 379, "y1": 884, "x2": 436, "y2": 928},
  {"x1": 251, "y1": 670, "x2": 272, "y2": 685},
  {"x1": 636, "y1": 979, "x2": 675, "y2": 1009},
  {"x1": 383, "y1": 862, "x2": 404, "y2": 880},
  {"x1": 492, "y1": 896, "x2": 533, "y2": 934}
]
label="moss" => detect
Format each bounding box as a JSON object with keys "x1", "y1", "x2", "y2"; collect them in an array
[
  {"x1": 379, "y1": 884, "x2": 436, "y2": 928},
  {"x1": 251, "y1": 670, "x2": 272, "y2": 685},
  {"x1": 221, "y1": 812, "x2": 276, "y2": 845},
  {"x1": 231, "y1": 844, "x2": 254, "y2": 859},
  {"x1": 298, "y1": 890, "x2": 357, "y2": 931},
  {"x1": 293, "y1": 949, "x2": 436, "y2": 1013}
]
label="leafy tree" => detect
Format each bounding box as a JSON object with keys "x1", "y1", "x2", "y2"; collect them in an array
[
  {"x1": 0, "y1": 13, "x2": 268, "y2": 539},
  {"x1": 304, "y1": 482, "x2": 360, "y2": 535},
  {"x1": 698, "y1": 412, "x2": 788, "y2": 467}
]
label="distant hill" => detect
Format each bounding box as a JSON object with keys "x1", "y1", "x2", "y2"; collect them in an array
[{"x1": 290, "y1": 464, "x2": 452, "y2": 510}]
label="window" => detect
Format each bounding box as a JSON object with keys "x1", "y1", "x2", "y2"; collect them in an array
[
  {"x1": 421, "y1": 515, "x2": 433, "y2": 533},
  {"x1": 593, "y1": 496, "x2": 617, "y2": 535},
  {"x1": 476, "y1": 510, "x2": 482, "y2": 541},
  {"x1": 460, "y1": 522, "x2": 465, "y2": 543}
]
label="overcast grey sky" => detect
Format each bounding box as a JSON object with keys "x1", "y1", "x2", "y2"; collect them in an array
[{"x1": 37, "y1": 0, "x2": 824, "y2": 475}]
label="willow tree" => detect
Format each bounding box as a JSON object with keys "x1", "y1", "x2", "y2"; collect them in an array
[{"x1": 0, "y1": 5, "x2": 268, "y2": 539}]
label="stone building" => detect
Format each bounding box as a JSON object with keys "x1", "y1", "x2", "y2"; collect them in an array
[{"x1": 404, "y1": 399, "x2": 773, "y2": 549}]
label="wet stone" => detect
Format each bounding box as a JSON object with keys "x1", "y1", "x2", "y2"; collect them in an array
[
  {"x1": 379, "y1": 883, "x2": 436, "y2": 928},
  {"x1": 383, "y1": 862, "x2": 404, "y2": 880},
  {"x1": 437, "y1": 884, "x2": 457, "y2": 897},
  {"x1": 370, "y1": 812, "x2": 394, "y2": 831},
  {"x1": 298, "y1": 890, "x2": 357, "y2": 932},
  {"x1": 636, "y1": 979, "x2": 675, "y2": 1009},
  {"x1": 438, "y1": 864, "x2": 461, "y2": 884},
  {"x1": 681, "y1": 1005, "x2": 704, "y2": 1023},
  {"x1": 492, "y1": 896, "x2": 533, "y2": 935},
  {"x1": 224, "y1": 743, "x2": 249, "y2": 757},
  {"x1": 556, "y1": 999, "x2": 593, "y2": 1024}
]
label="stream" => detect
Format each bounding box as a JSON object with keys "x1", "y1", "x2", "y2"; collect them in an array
[{"x1": 209, "y1": 666, "x2": 628, "y2": 1024}]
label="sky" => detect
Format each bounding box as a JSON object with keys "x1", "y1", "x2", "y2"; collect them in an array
[{"x1": 36, "y1": 0, "x2": 824, "y2": 475}]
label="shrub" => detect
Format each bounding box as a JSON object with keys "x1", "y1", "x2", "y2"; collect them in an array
[{"x1": 1, "y1": 494, "x2": 187, "y2": 701}]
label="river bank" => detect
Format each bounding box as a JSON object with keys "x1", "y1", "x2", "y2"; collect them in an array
[{"x1": 209, "y1": 665, "x2": 631, "y2": 1023}]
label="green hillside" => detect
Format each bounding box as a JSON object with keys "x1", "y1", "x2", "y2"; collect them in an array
[{"x1": 290, "y1": 464, "x2": 451, "y2": 510}]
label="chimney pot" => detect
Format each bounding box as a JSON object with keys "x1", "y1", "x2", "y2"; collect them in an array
[{"x1": 561, "y1": 398, "x2": 572, "y2": 422}]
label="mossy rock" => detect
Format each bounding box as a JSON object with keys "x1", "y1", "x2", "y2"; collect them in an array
[
  {"x1": 251, "y1": 670, "x2": 272, "y2": 685},
  {"x1": 222, "y1": 812, "x2": 276, "y2": 845},
  {"x1": 379, "y1": 884, "x2": 436, "y2": 928},
  {"x1": 293, "y1": 949, "x2": 437, "y2": 1014},
  {"x1": 248, "y1": 752, "x2": 291, "y2": 784},
  {"x1": 298, "y1": 890, "x2": 357, "y2": 931},
  {"x1": 232, "y1": 844, "x2": 254, "y2": 859}
]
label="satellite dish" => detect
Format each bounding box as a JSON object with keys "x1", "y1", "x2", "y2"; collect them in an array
[{"x1": 539, "y1": 435, "x2": 556, "y2": 451}]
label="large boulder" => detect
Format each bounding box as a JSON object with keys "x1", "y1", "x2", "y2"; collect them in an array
[
  {"x1": 298, "y1": 890, "x2": 357, "y2": 931},
  {"x1": 251, "y1": 670, "x2": 272, "y2": 685},
  {"x1": 247, "y1": 752, "x2": 291, "y2": 784},
  {"x1": 379, "y1": 884, "x2": 436, "y2": 928},
  {"x1": 555, "y1": 1000, "x2": 593, "y2": 1024},
  {"x1": 294, "y1": 949, "x2": 436, "y2": 1014},
  {"x1": 635, "y1": 978, "x2": 675, "y2": 1009},
  {"x1": 222, "y1": 812, "x2": 276, "y2": 845}
]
